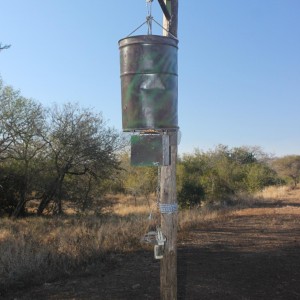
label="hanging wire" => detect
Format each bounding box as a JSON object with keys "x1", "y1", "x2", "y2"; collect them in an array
[
  {"x1": 127, "y1": 17, "x2": 177, "y2": 39},
  {"x1": 146, "y1": 0, "x2": 153, "y2": 35},
  {"x1": 146, "y1": 0, "x2": 177, "y2": 39},
  {"x1": 126, "y1": 0, "x2": 177, "y2": 38},
  {"x1": 146, "y1": 0, "x2": 153, "y2": 16},
  {"x1": 126, "y1": 20, "x2": 148, "y2": 37},
  {"x1": 156, "y1": 166, "x2": 161, "y2": 209},
  {"x1": 140, "y1": 165, "x2": 161, "y2": 245},
  {"x1": 146, "y1": 16, "x2": 153, "y2": 35},
  {"x1": 152, "y1": 18, "x2": 178, "y2": 39},
  {"x1": 126, "y1": 0, "x2": 152, "y2": 37}
]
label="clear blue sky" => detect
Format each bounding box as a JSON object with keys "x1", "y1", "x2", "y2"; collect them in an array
[{"x1": 1, "y1": 0, "x2": 299, "y2": 157}]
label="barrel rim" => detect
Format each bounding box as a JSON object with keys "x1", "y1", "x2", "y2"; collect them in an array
[
  {"x1": 122, "y1": 127, "x2": 179, "y2": 132},
  {"x1": 120, "y1": 72, "x2": 178, "y2": 77},
  {"x1": 118, "y1": 34, "x2": 178, "y2": 48}
]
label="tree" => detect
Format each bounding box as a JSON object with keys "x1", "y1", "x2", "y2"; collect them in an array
[
  {"x1": 1, "y1": 79, "x2": 126, "y2": 217},
  {"x1": 120, "y1": 152, "x2": 157, "y2": 206},
  {"x1": 0, "y1": 166, "x2": 23, "y2": 216},
  {"x1": 64, "y1": 172, "x2": 110, "y2": 214},
  {"x1": 37, "y1": 103, "x2": 124, "y2": 215},
  {"x1": 0, "y1": 43, "x2": 10, "y2": 52},
  {"x1": 178, "y1": 180, "x2": 204, "y2": 209},
  {"x1": 0, "y1": 79, "x2": 14, "y2": 159},
  {"x1": 272, "y1": 155, "x2": 300, "y2": 187},
  {"x1": 0, "y1": 80, "x2": 46, "y2": 217},
  {"x1": 177, "y1": 145, "x2": 277, "y2": 207}
]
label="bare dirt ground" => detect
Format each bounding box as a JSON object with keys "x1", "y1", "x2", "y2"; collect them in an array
[{"x1": 3, "y1": 189, "x2": 300, "y2": 300}]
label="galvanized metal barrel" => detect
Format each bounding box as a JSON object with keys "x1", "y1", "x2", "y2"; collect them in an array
[{"x1": 119, "y1": 35, "x2": 178, "y2": 131}]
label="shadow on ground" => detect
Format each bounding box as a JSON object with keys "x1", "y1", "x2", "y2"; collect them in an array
[{"x1": 2, "y1": 199, "x2": 300, "y2": 300}]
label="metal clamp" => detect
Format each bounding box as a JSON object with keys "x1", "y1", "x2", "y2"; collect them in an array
[
  {"x1": 156, "y1": 227, "x2": 166, "y2": 245},
  {"x1": 159, "y1": 203, "x2": 178, "y2": 214}
]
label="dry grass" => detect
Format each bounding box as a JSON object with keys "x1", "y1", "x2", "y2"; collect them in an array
[
  {"x1": 233, "y1": 185, "x2": 300, "y2": 217},
  {"x1": 0, "y1": 214, "x2": 148, "y2": 291},
  {"x1": 255, "y1": 185, "x2": 291, "y2": 199},
  {"x1": 1, "y1": 186, "x2": 297, "y2": 292},
  {"x1": 111, "y1": 194, "x2": 153, "y2": 216},
  {"x1": 0, "y1": 194, "x2": 230, "y2": 291},
  {"x1": 254, "y1": 185, "x2": 300, "y2": 208},
  {"x1": 178, "y1": 208, "x2": 229, "y2": 231}
]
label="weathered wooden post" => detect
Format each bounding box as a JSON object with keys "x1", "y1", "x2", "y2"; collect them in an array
[
  {"x1": 160, "y1": 1, "x2": 179, "y2": 299},
  {"x1": 118, "y1": 1, "x2": 179, "y2": 299}
]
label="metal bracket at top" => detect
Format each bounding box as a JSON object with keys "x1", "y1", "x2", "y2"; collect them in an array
[{"x1": 157, "y1": 0, "x2": 171, "y2": 21}]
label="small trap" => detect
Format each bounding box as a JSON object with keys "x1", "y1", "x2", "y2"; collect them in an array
[{"x1": 141, "y1": 227, "x2": 166, "y2": 260}]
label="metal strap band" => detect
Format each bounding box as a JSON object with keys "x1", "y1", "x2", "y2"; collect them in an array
[{"x1": 159, "y1": 203, "x2": 178, "y2": 214}]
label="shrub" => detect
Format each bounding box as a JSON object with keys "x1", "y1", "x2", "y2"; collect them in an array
[
  {"x1": 177, "y1": 145, "x2": 278, "y2": 206},
  {"x1": 178, "y1": 181, "x2": 205, "y2": 209}
]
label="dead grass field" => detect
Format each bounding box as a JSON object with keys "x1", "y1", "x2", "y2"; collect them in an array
[{"x1": 1, "y1": 186, "x2": 300, "y2": 299}]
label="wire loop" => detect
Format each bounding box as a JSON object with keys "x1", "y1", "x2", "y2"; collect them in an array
[{"x1": 125, "y1": 0, "x2": 177, "y2": 39}]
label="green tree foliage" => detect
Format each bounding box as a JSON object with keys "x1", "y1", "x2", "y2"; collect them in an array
[
  {"x1": 37, "y1": 103, "x2": 124, "y2": 215},
  {"x1": 119, "y1": 152, "x2": 157, "y2": 205},
  {"x1": 178, "y1": 180, "x2": 204, "y2": 209},
  {"x1": 0, "y1": 166, "x2": 23, "y2": 215},
  {"x1": 0, "y1": 79, "x2": 15, "y2": 158},
  {"x1": 272, "y1": 155, "x2": 300, "y2": 187},
  {"x1": 177, "y1": 145, "x2": 277, "y2": 207},
  {"x1": 0, "y1": 80, "x2": 46, "y2": 216},
  {"x1": 0, "y1": 79, "x2": 124, "y2": 217}
]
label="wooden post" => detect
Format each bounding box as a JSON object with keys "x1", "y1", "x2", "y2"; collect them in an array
[
  {"x1": 160, "y1": 1, "x2": 178, "y2": 299},
  {"x1": 162, "y1": 0, "x2": 178, "y2": 37}
]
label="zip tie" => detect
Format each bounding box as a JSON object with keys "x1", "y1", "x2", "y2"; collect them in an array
[{"x1": 159, "y1": 203, "x2": 178, "y2": 214}]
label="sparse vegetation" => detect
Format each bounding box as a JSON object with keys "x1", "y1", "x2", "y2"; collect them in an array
[
  {"x1": 1, "y1": 78, "x2": 300, "y2": 297},
  {"x1": 0, "y1": 78, "x2": 125, "y2": 217},
  {"x1": 1, "y1": 185, "x2": 293, "y2": 293},
  {"x1": 0, "y1": 192, "x2": 224, "y2": 292},
  {"x1": 177, "y1": 145, "x2": 279, "y2": 208},
  {"x1": 271, "y1": 155, "x2": 300, "y2": 187},
  {"x1": 0, "y1": 210, "x2": 146, "y2": 292}
]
